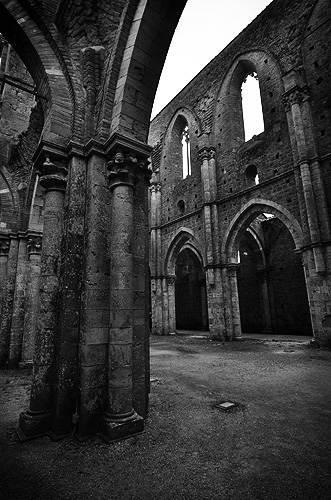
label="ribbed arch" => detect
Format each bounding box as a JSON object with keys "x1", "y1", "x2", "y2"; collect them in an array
[
  {"x1": 165, "y1": 228, "x2": 204, "y2": 276},
  {"x1": 108, "y1": 0, "x2": 187, "y2": 143},
  {"x1": 223, "y1": 199, "x2": 304, "y2": 264},
  {"x1": 0, "y1": 2, "x2": 74, "y2": 144}
]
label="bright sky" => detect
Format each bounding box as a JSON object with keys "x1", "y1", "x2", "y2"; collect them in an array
[{"x1": 151, "y1": 0, "x2": 272, "y2": 120}]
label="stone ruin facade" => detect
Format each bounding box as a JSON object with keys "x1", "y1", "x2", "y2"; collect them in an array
[
  {"x1": 149, "y1": 0, "x2": 331, "y2": 344},
  {"x1": 0, "y1": 0, "x2": 330, "y2": 444},
  {"x1": 0, "y1": 0, "x2": 186, "y2": 442}
]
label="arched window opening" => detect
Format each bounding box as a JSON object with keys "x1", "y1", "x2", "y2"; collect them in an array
[
  {"x1": 177, "y1": 199, "x2": 185, "y2": 215},
  {"x1": 241, "y1": 72, "x2": 264, "y2": 141},
  {"x1": 181, "y1": 124, "x2": 191, "y2": 178},
  {"x1": 245, "y1": 165, "x2": 259, "y2": 186}
]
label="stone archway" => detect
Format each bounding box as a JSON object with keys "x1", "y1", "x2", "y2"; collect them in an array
[
  {"x1": 175, "y1": 247, "x2": 209, "y2": 331},
  {"x1": 223, "y1": 199, "x2": 312, "y2": 338},
  {"x1": 237, "y1": 218, "x2": 312, "y2": 336}
]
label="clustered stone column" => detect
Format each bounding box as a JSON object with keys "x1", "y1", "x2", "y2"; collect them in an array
[
  {"x1": 18, "y1": 156, "x2": 67, "y2": 439},
  {"x1": 0, "y1": 232, "x2": 10, "y2": 365},
  {"x1": 149, "y1": 170, "x2": 163, "y2": 335},
  {"x1": 0, "y1": 233, "x2": 10, "y2": 313},
  {"x1": 166, "y1": 275, "x2": 177, "y2": 334},
  {"x1": 0, "y1": 233, "x2": 19, "y2": 367},
  {"x1": 21, "y1": 234, "x2": 42, "y2": 367},
  {"x1": 99, "y1": 149, "x2": 145, "y2": 442},
  {"x1": 283, "y1": 85, "x2": 325, "y2": 273},
  {"x1": 8, "y1": 233, "x2": 29, "y2": 368},
  {"x1": 283, "y1": 73, "x2": 331, "y2": 344},
  {"x1": 197, "y1": 144, "x2": 229, "y2": 339}
]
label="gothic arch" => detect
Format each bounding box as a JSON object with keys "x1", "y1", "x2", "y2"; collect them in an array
[
  {"x1": 222, "y1": 199, "x2": 304, "y2": 263},
  {"x1": 213, "y1": 50, "x2": 284, "y2": 149},
  {"x1": 160, "y1": 107, "x2": 201, "y2": 182},
  {"x1": 0, "y1": 1, "x2": 74, "y2": 144},
  {"x1": 165, "y1": 228, "x2": 205, "y2": 276},
  {"x1": 108, "y1": 0, "x2": 187, "y2": 143}
]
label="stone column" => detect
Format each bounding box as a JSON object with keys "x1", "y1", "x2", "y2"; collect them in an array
[
  {"x1": 149, "y1": 170, "x2": 163, "y2": 335},
  {"x1": 21, "y1": 234, "x2": 42, "y2": 368},
  {"x1": 0, "y1": 232, "x2": 10, "y2": 315},
  {"x1": 162, "y1": 276, "x2": 170, "y2": 334},
  {"x1": 100, "y1": 148, "x2": 146, "y2": 442},
  {"x1": 227, "y1": 264, "x2": 241, "y2": 340},
  {"x1": 0, "y1": 234, "x2": 18, "y2": 368},
  {"x1": 8, "y1": 233, "x2": 29, "y2": 368},
  {"x1": 0, "y1": 233, "x2": 10, "y2": 365},
  {"x1": 198, "y1": 147, "x2": 215, "y2": 267},
  {"x1": 18, "y1": 156, "x2": 67, "y2": 440},
  {"x1": 167, "y1": 275, "x2": 177, "y2": 334},
  {"x1": 283, "y1": 86, "x2": 325, "y2": 273},
  {"x1": 258, "y1": 267, "x2": 273, "y2": 334}
]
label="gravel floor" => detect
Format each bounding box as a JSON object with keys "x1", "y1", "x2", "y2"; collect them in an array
[{"x1": 1, "y1": 335, "x2": 331, "y2": 500}]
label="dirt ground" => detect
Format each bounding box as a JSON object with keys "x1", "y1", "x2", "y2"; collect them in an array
[{"x1": 1, "y1": 335, "x2": 331, "y2": 500}]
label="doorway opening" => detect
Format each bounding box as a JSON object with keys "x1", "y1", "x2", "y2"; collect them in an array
[
  {"x1": 175, "y1": 248, "x2": 208, "y2": 331},
  {"x1": 237, "y1": 215, "x2": 312, "y2": 336}
]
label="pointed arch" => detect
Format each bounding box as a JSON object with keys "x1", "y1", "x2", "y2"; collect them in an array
[
  {"x1": 165, "y1": 228, "x2": 205, "y2": 276},
  {"x1": 222, "y1": 199, "x2": 304, "y2": 264},
  {"x1": 160, "y1": 107, "x2": 201, "y2": 183},
  {"x1": 108, "y1": 0, "x2": 187, "y2": 143},
  {"x1": 213, "y1": 50, "x2": 284, "y2": 149}
]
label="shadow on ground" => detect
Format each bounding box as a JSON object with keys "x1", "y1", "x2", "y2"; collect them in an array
[{"x1": 1, "y1": 335, "x2": 331, "y2": 500}]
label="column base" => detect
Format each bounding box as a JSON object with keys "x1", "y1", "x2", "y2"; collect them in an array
[
  {"x1": 17, "y1": 409, "x2": 53, "y2": 441},
  {"x1": 98, "y1": 411, "x2": 144, "y2": 443}
]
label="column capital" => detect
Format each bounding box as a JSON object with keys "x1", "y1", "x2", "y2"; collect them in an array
[
  {"x1": 0, "y1": 233, "x2": 10, "y2": 256},
  {"x1": 106, "y1": 133, "x2": 152, "y2": 190},
  {"x1": 282, "y1": 85, "x2": 310, "y2": 111},
  {"x1": 197, "y1": 146, "x2": 216, "y2": 163},
  {"x1": 37, "y1": 157, "x2": 67, "y2": 191},
  {"x1": 149, "y1": 183, "x2": 161, "y2": 193},
  {"x1": 226, "y1": 263, "x2": 240, "y2": 276},
  {"x1": 33, "y1": 141, "x2": 68, "y2": 192},
  {"x1": 27, "y1": 234, "x2": 42, "y2": 255},
  {"x1": 166, "y1": 275, "x2": 177, "y2": 285}
]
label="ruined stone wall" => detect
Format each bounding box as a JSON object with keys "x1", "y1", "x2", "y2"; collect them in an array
[{"x1": 149, "y1": 0, "x2": 331, "y2": 343}]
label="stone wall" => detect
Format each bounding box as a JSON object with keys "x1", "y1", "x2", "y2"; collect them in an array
[{"x1": 149, "y1": 0, "x2": 331, "y2": 344}]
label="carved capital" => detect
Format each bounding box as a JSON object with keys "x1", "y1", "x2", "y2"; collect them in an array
[
  {"x1": 106, "y1": 133, "x2": 152, "y2": 190},
  {"x1": 107, "y1": 150, "x2": 145, "y2": 189},
  {"x1": 282, "y1": 86, "x2": 310, "y2": 111},
  {"x1": 27, "y1": 235, "x2": 42, "y2": 255},
  {"x1": 166, "y1": 275, "x2": 177, "y2": 285},
  {"x1": 0, "y1": 235, "x2": 10, "y2": 256},
  {"x1": 226, "y1": 264, "x2": 240, "y2": 277},
  {"x1": 198, "y1": 146, "x2": 216, "y2": 163},
  {"x1": 149, "y1": 183, "x2": 161, "y2": 193},
  {"x1": 38, "y1": 157, "x2": 68, "y2": 192}
]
